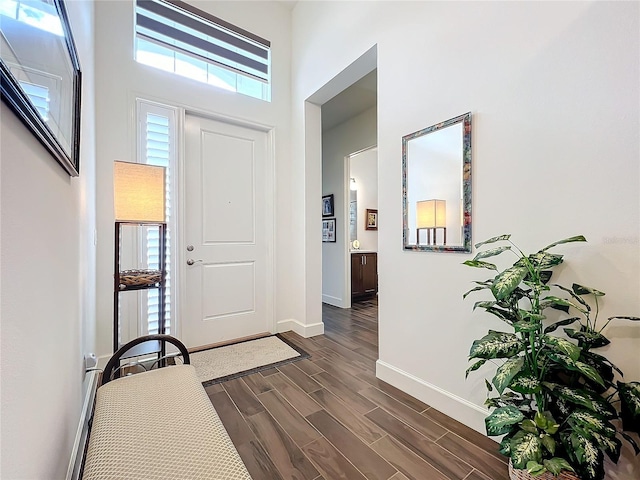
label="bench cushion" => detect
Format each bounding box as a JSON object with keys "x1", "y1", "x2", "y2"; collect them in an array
[{"x1": 82, "y1": 364, "x2": 251, "y2": 480}]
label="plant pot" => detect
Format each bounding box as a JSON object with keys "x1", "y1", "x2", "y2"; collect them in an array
[{"x1": 509, "y1": 460, "x2": 580, "y2": 480}]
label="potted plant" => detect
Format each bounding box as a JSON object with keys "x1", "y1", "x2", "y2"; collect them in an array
[{"x1": 463, "y1": 234, "x2": 640, "y2": 480}]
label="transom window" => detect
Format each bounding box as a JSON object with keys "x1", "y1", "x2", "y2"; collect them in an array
[{"x1": 134, "y1": 0, "x2": 271, "y2": 102}]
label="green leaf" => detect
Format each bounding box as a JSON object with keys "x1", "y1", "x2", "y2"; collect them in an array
[
  {"x1": 473, "y1": 245, "x2": 511, "y2": 261},
  {"x1": 518, "y1": 310, "x2": 546, "y2": 323},
  {"x1": 543, "y1": 458, "x2": 575, "y2": 475},
  {"x1": 499, "y1": 435, "x2": 512, "y2": 456},
  {"x1": 465, "y1": 359, "x2": 487, "y2": 378},
  {"x1": 510, "y1": 430, "x2": 542, "y2": 469},
  {"x1": 544, "y1": 335, "x2": 580, "y2": 361},
  {"x1": 564, "y1": 328, "x2": 610, "y2": 349},
  {"x1": 492, "y1": 357, "x2": 525, "y2": 394},
  {"x1": 526, "y1": 252, "x2": 564, "y2": 269},
  {"x1": 470, "y1": 331, "x2": 523, "y2": 359},
  {"x1": 553, "y1": 284, "x2": 591, "y2": 312},
  {"x1": 485, "y1": 379, "x2": 494, "y2": 393},
  {"x1": 541, "y1": 434, "x2": 556, "y2": 455},
  {"x1": 608, "y1": 315, "x2": 640, "y2": 322},
  {"x1": 491, "y1": 266, "x2": 528, "y2": 301},
  {"x1": 541, "y1": 235, "x2": 587, "y2": 252},
  {"x1": 545, "y1": 383, "x2": 595, "y2": 411},
  {"x1": 485, "y1": 405, "x2": 524, "y2": 436},
  {"x1": 568, "y1": 410, "x2": 616, "y2": 438},
  {"x1": 462, "y1": 286, "x2": 487, "y2": 299},
  {"x1": 526, "y1": 460, "x2": 546, "y2": 476},
  {"x1": 462, "y1": 260, "x2": 497, "y2": 271},
  {"x1": 513, "y1": 321, "x2": 540, "y2": 334},
  {"x1": 540, "y1": 295, "x2": 582, "y2": 314},
  {"x1": 520, "y1": 419, "x2": 538, "y2": 434},
  {"x1": 511, "y1": 373, "x2": 541, "y2": 394},
  {"x1": 549, "y1": 353, "x2": 605, "y2": 387},
  {"x1": 474, "y1": 234, "x2": 511, "y2": 249},
  {"x1": 618, "y1": 381, "x2": 640, "y2": 434},
  {"x1": 534, "y1": 411, "x2": 559, "y2": 434},
  {"x1": 568, "y1": 432, "x2": 604, "y2": 480},
  {"x1": 543, "y1": 317, "x2": 580, "y2": 334},
  {"x1": 572, "y1": 283, "x2": 605, "y2": 297},
  {"x1": 473, "y1": 300, "x2": 496, "y2": 311}
]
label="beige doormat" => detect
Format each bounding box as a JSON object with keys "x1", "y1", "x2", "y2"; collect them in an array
[{"x1": 191, "y1": 335, "x2": 309, "y2": 387}]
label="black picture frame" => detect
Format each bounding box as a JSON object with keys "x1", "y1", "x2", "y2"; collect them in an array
[
  {"x1": 322, "y1": 194, "x2": 334, "y2": 217},
  {"x1": 0, "y1": 0, "x2": 82, "y2": 176},
  {"x1": 322, "y1": 218, "x2": 336, "y2": 242}
]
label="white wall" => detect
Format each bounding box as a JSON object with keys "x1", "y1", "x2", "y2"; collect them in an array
[
  {"x1": 93, "y1": 0, "x2": 296, "y2": 358},
  {"x1": 322, "y1": 107, "x2": 376, "y2": 307},
  {"x1": 351, "y1": 147, "x2": 378, "y2": 252},
  {"x1": 0, "y1": 1, "x2": 96, "y2": 477},
  {"x1": 293, "y1": 1, "x2": 639, "y2": 477}
]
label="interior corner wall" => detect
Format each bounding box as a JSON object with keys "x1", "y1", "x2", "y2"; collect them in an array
[
  {"x1": 322, "y1": 107, "x2": 377, "y2": 307},
  {"x1": 93, "y1": 1, "x2": 294, "y2": 356},
  {"x1": 0, "y1": 0, "x2": 96, "y2": 477},
  {"x1": 293, "y1": 2, "x2": 639, "y2": 476}
]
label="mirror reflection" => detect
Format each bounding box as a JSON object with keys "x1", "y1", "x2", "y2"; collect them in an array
[{"x1": 402, "y1": 112, "x2": 471, "y2": 252}]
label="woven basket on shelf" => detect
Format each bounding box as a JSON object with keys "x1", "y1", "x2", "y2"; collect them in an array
[
  {"x1": 509, "y1": 460, "x2": 580, "y2": 480},
  {"x1": 118, "y1": 269, "x2": 163, "y2": 289}
]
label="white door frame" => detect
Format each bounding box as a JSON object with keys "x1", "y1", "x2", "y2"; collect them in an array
[{"x1": 174, "y1": 108, "x2": 276, "y2": 342}]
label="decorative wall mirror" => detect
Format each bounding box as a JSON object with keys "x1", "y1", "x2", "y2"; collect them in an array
[
  {"x1": 0, "y1": 0, "x2": 82, "y2": 176},
  {"x1": 402, "y1": 112, "x2": 471, "y2": 252}
]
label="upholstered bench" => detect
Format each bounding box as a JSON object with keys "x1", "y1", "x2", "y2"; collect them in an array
[{"x1": 81, "y1": 336, "x2": 251, "y2": 480}]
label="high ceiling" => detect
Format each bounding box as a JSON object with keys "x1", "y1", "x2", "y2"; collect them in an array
[{"x1": 321, "y1": 70, "x2": 377, "y2": 132}]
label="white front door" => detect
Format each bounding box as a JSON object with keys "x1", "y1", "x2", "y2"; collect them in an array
[{"x1": 182, "y1": 114, "x2": 272, "y2": 348}]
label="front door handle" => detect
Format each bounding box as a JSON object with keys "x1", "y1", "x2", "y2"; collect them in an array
[{"x1": 187, "y1": 259, "x2": 203, "y2": 266}]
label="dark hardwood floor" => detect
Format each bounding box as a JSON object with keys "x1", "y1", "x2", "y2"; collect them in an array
[{"x1": 206, "y1": 298, "x2": 508, "y2": 480}]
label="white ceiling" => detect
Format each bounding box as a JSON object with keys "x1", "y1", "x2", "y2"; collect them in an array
[{"x1": 321, "y1": 70, "x2": 378, "y2": 131}]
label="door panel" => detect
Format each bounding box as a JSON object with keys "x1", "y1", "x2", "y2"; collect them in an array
[{"x1": 182, "y1": 114, "x2": 271, "y2": 348}]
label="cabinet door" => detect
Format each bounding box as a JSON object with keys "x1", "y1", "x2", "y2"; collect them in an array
[
  {"x1": 351, "y1": 253, "x2": 363, "y2": 296},
  {"x1": 362, "y1": 253, "x2": 377, "y2": 294}
]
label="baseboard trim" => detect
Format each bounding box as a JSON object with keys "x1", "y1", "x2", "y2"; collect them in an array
[
  {"x1": 277, "y1": 318, "x2": 324, "y2": 338},
  {"x1": 321, "y1": 294, "x2": 347, "y2": 308},
  {"x1": 376, "y1": 359, "x2": 489, "y2": 435}
]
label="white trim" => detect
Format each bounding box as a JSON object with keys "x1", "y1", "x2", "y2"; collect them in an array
[
  {"x1": 375, "y1": 359, "x2": 489, "y2": 435},
  {"x1": 276, "y1": 318, "x2": 325, "y2": 338},
  {"x1": 321, "y1": 294, "x2": 347, "y2": 308}
]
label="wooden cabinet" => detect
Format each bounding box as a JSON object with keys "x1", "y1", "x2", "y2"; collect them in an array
[{"x1": 351, "y1": 252, "x2": 377, "y2": 299}]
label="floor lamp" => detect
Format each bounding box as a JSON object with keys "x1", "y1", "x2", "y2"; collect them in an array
[
  {"x1": 416, "y1": 199, "x2": 447, "y2": 245},
  {"x1": 113, "y1": 161, "x2": 167, "y2": 357}
]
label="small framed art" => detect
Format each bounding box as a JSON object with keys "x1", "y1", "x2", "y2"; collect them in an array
[{"x1": 322, "y1": 218, "x2": 336, "y2": 242}]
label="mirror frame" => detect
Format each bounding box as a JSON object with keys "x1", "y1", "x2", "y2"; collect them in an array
[
  {"x1": 0, "y1": 0, "x2": 82, "y2": 176},
  {"x1": 402, "y1": 112, "x2": 472, "y2": 253}
]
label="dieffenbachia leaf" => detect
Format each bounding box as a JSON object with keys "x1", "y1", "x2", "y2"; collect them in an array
[
  {"x1": 540, "y1": 295, "x2": 583, "y2": 314},
  {"x1": 485, "y1": 405, "x2": 524, "y2": 436},
  {"x1": 526, "y1": 252, "x2": 564, "y2": 269},
  {"x1": 510, "y1": 430, "x2": 542, "y2": 469},
  {"x1": 474, "y1": 234, "x2": 511, "y2": 249},
  {"x1": 541, "y1": 434, "x2": 556, "y2": 455},
  {"x1": 540, "y1": 235, "x2": 587, "y2": 252},
  {"x1": 462, "y1": 260, "x2": 497, "y2": 271},
  {"x1": 548, "y1": 353, "x2": 605, "y2": 388},
  {"x1": 553, "y1": 283, "x2": 591, "y2": 312},
  {"x1": 545, "y1": 383, "x2": 595, "y2": 411},
  {"x1": 544, "y1": 335, "x2": 580, "y2": 361},
  {"x1": 473, "y1": 301, "x2": 496, "y2": 311},
  {"x1": 491, "y1": 266, "x2": 528, "y2": 301},
  {"x1": 564, "y1": 328, "x2": 610, "y2": 349},
  {"x1": 608, "y1": 316, "x2": 640, "y2": 322},
  {"x1": 472, "y1": 245, "x2": 511, "y2": 261},
  {"x1": 543, "y1": 317, "x2": 580, "y2": 334},
  {"x1": 618, "y1": 381, "x2": 640, "y2": 434},
  {"x1": 567, "y1": 410, "x2": 617, "y2": 438},
  {"x1": 567, "y1": 431, "x2": 604, "y2": 480},
  {"x1": 572, "y1": 283, "x2": 605, "y2": 297},
  {"x1": 469, "y1": 331, "x2": 523, "y2": 359},
  {"x1": 513, "y1": 321, "x2": 540, "y2": 334},
  {"x1": 492, "y1": 357, "x2": 525, "y2": 394},
  {"x1": 465, "y1": 359, "x2": 487, "y2": 378},
  {"x1": 510, "y1": 373, "x2": 541, "y2": 394},
  {"x1": 462, "y1": 285, "x2": 488, "y2": 299}
]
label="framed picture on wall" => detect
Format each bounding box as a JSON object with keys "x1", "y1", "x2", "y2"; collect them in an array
[
  {"x1": 322, "y1": 194, "x2": 334, "y2": 217},
  {"x1": 366, "y1": 209, "x2": 378, "y2": 230},
  {"x1": 322, "y1": 218, "x2": 336, "y2": 242}
]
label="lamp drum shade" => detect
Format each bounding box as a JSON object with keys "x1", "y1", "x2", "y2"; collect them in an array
[
  {"x1": 417, "y1": 199, "x2": 446, "y2": 229},
  {"x1": 114, "y1": 161, "x2": 166, "y2": 222}
]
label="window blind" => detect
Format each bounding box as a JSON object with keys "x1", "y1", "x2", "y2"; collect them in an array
[{"x1": 135, "y1": 0, "x2": 270, "y2": 83}]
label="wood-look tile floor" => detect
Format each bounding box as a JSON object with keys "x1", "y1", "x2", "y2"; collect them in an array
[{"x1": 206, "y1": 299, "x2": 508, "y2": 480}]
